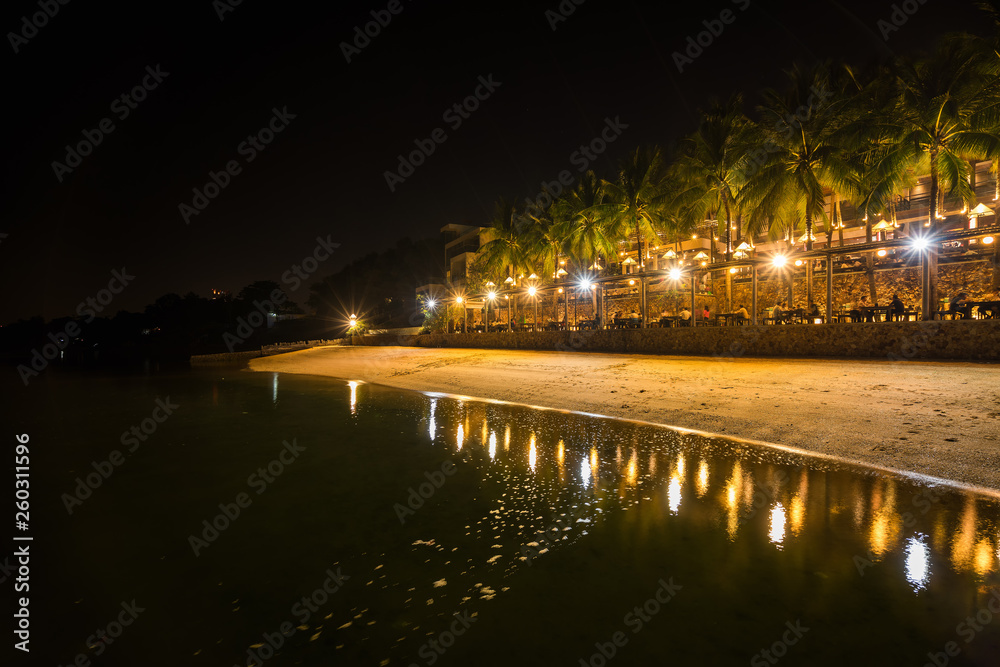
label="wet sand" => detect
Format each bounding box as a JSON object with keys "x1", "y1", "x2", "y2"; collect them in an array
[{"x1": 249, "y1": 346, "x2": 1000, "y2": 491}]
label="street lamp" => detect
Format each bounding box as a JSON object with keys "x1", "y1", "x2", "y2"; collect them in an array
[
  {"x1": 486, "y1": 291, "x2": 497, "y2": 333},
  {"x1": 527, "y1": 285, "x2": 538, "y2": 331}
]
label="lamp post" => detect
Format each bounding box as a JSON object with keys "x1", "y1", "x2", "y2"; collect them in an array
[
  {"x1": 527, "y1": 285, "x2": 538, "y2": 331},
  {"x1": 487, "y1": 290, "x2": 497, "y2": 332},
  {"x1": 456, "y1": 296, "x2": 466, "y2": 333}
]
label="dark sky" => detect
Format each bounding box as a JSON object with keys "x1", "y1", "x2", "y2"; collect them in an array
[{"x1": 0, "y1": 0, "x2": 988, "y2": 324}]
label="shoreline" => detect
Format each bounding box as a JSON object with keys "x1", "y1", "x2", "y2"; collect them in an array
[{"x1": 249, "y1": 346, "x2": 1000, "y2": 491}]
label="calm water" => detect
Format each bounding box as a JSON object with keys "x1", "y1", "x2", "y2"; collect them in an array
[{"x1": 6, "y1": 368, "x2": 1000, "y2": 666}]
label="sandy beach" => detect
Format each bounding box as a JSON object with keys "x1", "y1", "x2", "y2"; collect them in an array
[{"x1": 249, "y1": 346, "x2": 1000, "y2": 492}]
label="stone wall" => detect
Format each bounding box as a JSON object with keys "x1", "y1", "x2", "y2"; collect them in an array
[
  {"x1": 354, "y1": 319, "x2": 1000, "y2": 361},
  {"x1": 469, "y1": 259, "x2": 996, "y2": 324}
]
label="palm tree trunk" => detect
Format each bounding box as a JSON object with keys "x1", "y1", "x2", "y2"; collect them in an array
[
  {"x1": 724, "y1": 197, "x2": 733, "y2": 261},
  {"x1": 836, "y1": 199, "x2": 844, "y2": 247},
  {"x1": 805, "y1": 209, "x2": 814, "y2": 306},
  {"x1": 864, "y1": 217, "x2": 877, "y2": 305},
  {"x1": 923, "y1": 149, "x2": 940, "y2": 319}
]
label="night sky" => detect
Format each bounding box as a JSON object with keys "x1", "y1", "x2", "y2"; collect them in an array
[{"x1": 0, "y1": 0, "x2": 988, "y2": 324}]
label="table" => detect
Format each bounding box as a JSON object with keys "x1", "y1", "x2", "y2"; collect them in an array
[
  {"x1": 716, "y1": 313, "x2": 747, "y2": 326},
  {"x1": 890, "y1": 309, "x2": 920, "y2": 322},
  {"x1": 970, "y1": 301, "x2": 1000, "y2": 319},
  {"x1": 612, "y1": 318, "x2": 642, "y2": 329},
  {"x1": 857, "y1": 306, "x2": 890, "y2": 322},
  {"x1": 657, "y1": 316, "x2": 681, "y2": 328}
]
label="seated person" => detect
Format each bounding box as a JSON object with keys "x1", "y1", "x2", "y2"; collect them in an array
[
  {"x1": 772, "y1": 302, "x2": 784, "y2": 321},
  {"x1": 949, "y1": 292, "x2": 971, "y2": 318},
  {"x1": 702, "y1": 307, "x2": 710, "y2": 321},
  {"x1": 679, "y1": 307, "x2": 692, "y2": 324},
  {"x1": 776, "y1": 301, "x2": 793, "y2": 323},
  {"x1": 982, "y1": 293, "x2": 999, "y2": 318},
  {"x1": 889, "y1": 294, "x2": 905, "y2": 320},
  {"x1": 735, "y1": 305, "x2": 750, "y2": 322},
  {"x1": 807, "y1": 302, "x2": 820, "y2": 319},
  {"x1": 857, "y1": 296, "x2": 874, "y2": 322}
]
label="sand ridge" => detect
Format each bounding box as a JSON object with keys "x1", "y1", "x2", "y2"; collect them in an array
[{"x1": 249, "y1": 346, "x2": 1000, "y2": 490}]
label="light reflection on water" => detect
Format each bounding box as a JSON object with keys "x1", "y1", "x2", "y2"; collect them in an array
[{"x1": 24, "y1": 370, "x2": 1000, "y2": 667}]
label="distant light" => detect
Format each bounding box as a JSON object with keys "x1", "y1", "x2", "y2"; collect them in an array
[
  {"x1": 912, "y1": 237, "x2": 929, "y2": 251},
  {"x1": 557, "y1": 287, "x2": 563, "y2": 293},
  {"x1": 487, "y1": 291, "x2": 497, "y2": 300},
  {"x1": 455, "y1": 296, "x2": 464, "y2": 304},
  {"x1": 691, "y1": 234, "x2": 698, "y2": 239},
  {"x1": 772, "y1": 255, "x2": 787, "y2": 268},
  {"x1": 349, "y1": 314, "x2": 357, "y2": 320},
  {"x1": 877, "y1": 249, "x2": 887, "y2": 257},
  {"x1": 729, "y1": 267, "x2": 737, "y2": 274},
  {"x1": 504, "y1": 294, "x2": 509, "y2": 299},
  {"x1": 628, "y1": 279, "x2": 635, "y2": 286},
  {"x1": 580, "y1": 279, "x2": 592, "y2": 290},
  {"x1": 427, "y1": 299, "x2": 437, "y2": 309},
  {"x1": 669, "y1": 268, "x2": 682, "y2": 281},
  {"x1": 794, "y1": 259, "x2": 803, "y2": 267},
  {"x1": 984, "y1": 236, "x2": 995, "y2": 245},
  {"x1": 527, "y1": 286, "x2": 537, "y2": 297}
]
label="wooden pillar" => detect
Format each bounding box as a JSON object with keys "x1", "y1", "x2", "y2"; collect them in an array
[
  {"x1": 690, "y1": 272, "x2": 697, "y2": 327},
  {"x1": 641, "y1": 277, "x2": 647, "y2": 328},
  {"x1": 826, "y1": 255, "x2": 833, "y2": 323}
]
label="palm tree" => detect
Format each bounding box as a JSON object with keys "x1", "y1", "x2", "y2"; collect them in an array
[
  {"x1": 551, "y1": 172, "x2": 615, "y2": 317},
  {"x1": 672, "y1": 95, "x2": 753, "y2": 261},
  {"x1": 741, "y1": 63, "x2": 856, "y2": 305},
  {"x1": 473, "y1": 197, "x2": 531, "y2": 288},
  {"x1": 589, "y1": 147, "x2": 670, "y2": 271},
  {"x1": 522, "y1": 204, "x2": 571, "y2": 323},
  {"x1": 554, "y1": 172, "x2": 617, "y2": 269},
  {"x1": 871, "y1": 36, "x2": 1000, "y2": 315}
]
